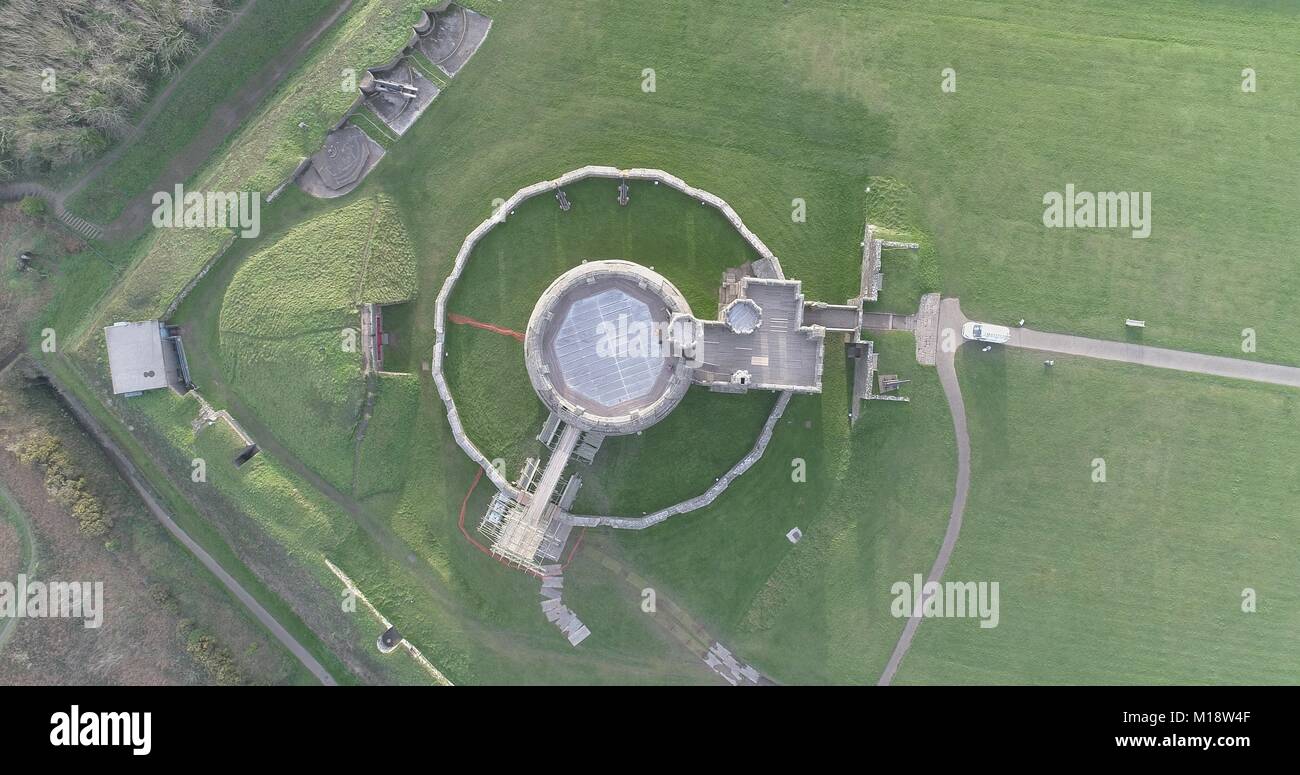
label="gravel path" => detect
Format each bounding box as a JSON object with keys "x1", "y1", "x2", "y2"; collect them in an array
[
  {"x1": 944, "y1": 299, "x2": 1300, "y2": 387},
  {"x1": 877, "y1": 297, "x2": 970, "y2": 685},
  {"x1": 1007, "y1": 326, "x2": 1300, "y2": 387}
]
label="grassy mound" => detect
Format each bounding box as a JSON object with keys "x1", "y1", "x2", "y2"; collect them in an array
[{"x1": 218, "y1": 195, "x2": 416, "y2": 489}]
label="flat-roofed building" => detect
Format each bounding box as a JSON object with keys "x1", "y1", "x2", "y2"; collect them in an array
[
  {"x1": 694, "y1": 277, "x2": 830, "y2": 394},
  {"x1": 103, "y1": 320, "x2": 191, "y2": 396}
]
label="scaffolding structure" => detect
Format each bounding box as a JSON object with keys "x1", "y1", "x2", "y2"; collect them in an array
[
  {"x1": 487, "y1": 500, "x2": 556, "y2": 572},
  {"x1": 478, "y1": 424, "x2": 579, "y2": 572}
]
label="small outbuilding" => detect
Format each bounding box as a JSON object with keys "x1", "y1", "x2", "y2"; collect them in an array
[
  {"x1": 103, "y1": 320, "x2": 191, "y2": 396},
  {"x1": 377, "y1": 625, "x2": 402, "y2": 654}
]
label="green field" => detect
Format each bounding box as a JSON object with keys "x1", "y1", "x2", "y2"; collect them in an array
[
  {"x1": 590, "y1": 334, "x2": 955, "y2": 683},
  {"x1": 354, "y1": 372, "x2": 420, "y2": 501},
  {"x1": 897, "y1": 348, "x2": 1300, "y2": 684},
  {"x1": 218, "y1": 195, "x2": 416, "y2": 489},
  {"x1": 35, "y1": 0, "x2": 1300, "y2": 684}
]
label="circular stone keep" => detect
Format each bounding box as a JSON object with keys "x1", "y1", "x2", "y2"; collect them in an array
[{"x1": 525, "y1": 260, "x2": 695, "y2": 435}]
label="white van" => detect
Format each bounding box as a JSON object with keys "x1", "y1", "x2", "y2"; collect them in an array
[{"x1": 962, "y1": 321, "x2": 1011, "y2": 344}]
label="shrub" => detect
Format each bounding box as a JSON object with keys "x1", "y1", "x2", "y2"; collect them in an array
[
  {"x1": 18, "y1": 196, "x2": 48, "y2": 220},
  {"x1": 8, "y1": 430, "x2": 113, "y2": 536},
  {"x1": 185, "y1": 631, "x2": 245, "y2": 685}
]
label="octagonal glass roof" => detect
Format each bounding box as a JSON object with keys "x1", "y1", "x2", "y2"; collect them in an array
[{"x1": 550, "y1": 288, "x2": 667, "y2": 408}]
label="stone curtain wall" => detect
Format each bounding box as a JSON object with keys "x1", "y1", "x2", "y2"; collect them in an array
[
  {"x1": 432, "y1": 166, "x2": 791, "y2": 512},
  {"x1": 560, "y1": 390, "x2": 793, "y2": 530}
]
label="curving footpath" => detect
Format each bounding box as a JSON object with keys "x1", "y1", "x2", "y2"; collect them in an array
[
  {"x1": 0, "y1": 481, "x2": 38, "y2": 654},
  {"x1": 877, "y1": 297, "x2": 971, "y2": 685},
  {"x1": 878, "y1": 296, "x2": 1300, "y2": 684}
]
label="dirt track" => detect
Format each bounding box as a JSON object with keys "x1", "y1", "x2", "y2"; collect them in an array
[{"x1": 28, "y1": 357, "x2": 339, "y2": 685}]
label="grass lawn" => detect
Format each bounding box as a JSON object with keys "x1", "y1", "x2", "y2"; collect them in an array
[
  {"x1": 590, "y1": 334, "x2": 955, "y2": 683},
  {"x1": 43, "y1": 0, "x2": 1300, "y2": 684},
  {"x1": 571, "y1": 388, "x2": 776, "y2": 517},
  {"x1": 218, "y1": 195, "x2": 416, "y2": 490},
  {"x1": 860, "y1": 176, "x2": 939, "y2": 315},
  {"x1": 448, "y1": 176, "x2": 767, "y2": 329},
  {"x1": 896, "y1": 347, "x2": 1300, "y2": 684},
  {"x1": 354, "y1": 372, "x2": 420, "y2": 500},
  {"x1": 774, "y1": 0, "x2": 1300, "y2": 363}
]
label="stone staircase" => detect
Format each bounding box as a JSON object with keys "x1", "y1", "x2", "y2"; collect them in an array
[
  {"x1": 0, "y1": 182, "x2": 105, "y2": 240},
  {"x1": 56, "y1": 207, "x2": 104, "y2": 240}
]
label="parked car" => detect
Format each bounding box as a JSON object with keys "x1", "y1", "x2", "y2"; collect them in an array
[{"x1": 962, "y1": 321, "x2": 1011, "y2": 343}]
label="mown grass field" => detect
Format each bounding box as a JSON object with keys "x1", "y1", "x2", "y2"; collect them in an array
[
  {"x1": 589, "y1": 334, "x2": 955, "y2": 683},
  {"x1": 354, "y1": 372, "x2": 420, "y2": 501},
  {"x1": 43, "y1": 0, "x2": 1300, "y2": 684},
  {"x1": 897, "y1": 347, "x2": 1300, "y2": 684}
]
